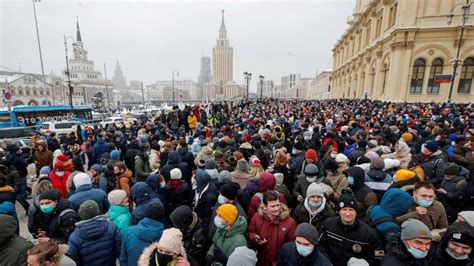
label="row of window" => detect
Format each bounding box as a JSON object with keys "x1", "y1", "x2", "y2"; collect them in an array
[
  {"x1": 2, "y1": 89, "x2": 50, "y2": 97},
  {"x1": 410, "y1": 57, "x2": 473, "y2": 94}
]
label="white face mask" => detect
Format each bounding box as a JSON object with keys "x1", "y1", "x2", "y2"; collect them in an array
[
  {"x1": 445, "y1": 247, "x2": 469, "y2": 260},
  {"x1": 56, "y1": 171, "x2": 65, "y2": 177}
]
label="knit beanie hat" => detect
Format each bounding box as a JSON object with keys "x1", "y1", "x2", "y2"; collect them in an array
[
  {"x1": 108, "y1": 189, "x2": 127, "y2": 205},
  {"x1": 39, "y1": 189, "x2": 59, "y2": 202},
  {"x1": 157, "y1": 228, "x2": 185, "y2": 256},
  {"x1": 338, "y1": 191, "x2": 357, "y2": 211},
  {"x1": 347, "y1": 258, "x2": 370, "y2": 266},
  {"x1": 237, "y1": 159, "x2": 248, "y2": 173},
  {"x1": 39, "y1": 166, "x2": 51, "y2": 176},
  {"x1": 458, "y1": 211, "x2": 474, "y2": 227},
  {"x1": 216, "y1": 204, "x2": 238, "y2": 225},
  {"x1": 305, "y1": 149, "x2": 318, "y2": 161},
  {"x1": 144, "y1": 198, "x2": 165, "y2": 221},
  {"x1": 335, "y1": 153, "x2": 349, "y2": 164},
  {"x1": 218, "y1": 170, "x2": 232, "y2": 183},
  {"x1": 170, "y1": 168, "x2": 182, "y2": 180},
  {"x1": 370, "y1": 157, "x2": 385, "y2": 170},
  {"x1": 233, "y1": 151, "x2": 244, "y2": 161},
  {"x1": 304, "y1": 164, "x2": 319, "y2": 176},
  {"x1": 401, "y1": 219, "x2": 432, "y2": 240},
  {"x1": 73, "y1": 173, "x2": 91, "y2": 188},
  {"x1": 401, "y1": 132, "x2": 413, "y2": 143},
  {"x1": 295, "y1": 223, "x2": 319, "y2": 245},
  {"x1": 250, "y1": 157, "x2": 261, "y2": 166},
  {"x1": 79, "y1": 200, "x2": 99, "y2": 220},
  {"x1": 425, "y1": 140, "x2": 439, "y2": 152},
  {"x1": 445, "y1": 163, "x2": 459, "y2": 176},
  {"x1": 220, "y1": 182, "x2": 240, "y2": 200},
  {"x1": 306, "y1": 182, "x2": 325, "y2": 198},
  {"x1": 394, "y1": 169, "x2": 416, "y2": 181},
  {"x1": 110, "y1": 150, "x2": 120, "y2": 161},
  {"x1": 205, "y1": 159, "x2": 217, "y2": 170},
  {"x1": 445, "y1": 221, "x2": 474, "y2": 247},
  {"x1": 170, "y1": 205, "x2": 195, "y2": 232},
  {"x1": 227, "y1": 246, "x2": 257, "y2": 266},
  {"x1": 90, "y1": 164, "x2": 104, "y2": 174},
  {"x1": 274, "y1": 173, "x2": 284, "y2": 186}
]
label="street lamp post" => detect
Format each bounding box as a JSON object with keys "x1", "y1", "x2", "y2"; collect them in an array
[
  {"x1": 447, "y1": 0, "x2": 472, "y2": 103},
  {"x1": 63, "y1": 36, "x2": 75, "y2": 110},
  {"x1": 259, "y1": 75, "x2": 264, "y2": 98},
  {"x1": 32, "y1": 0, "x2": 53, "y2": 105},
  {"x1": 243, "y1": 71, "x2": 252, "y2": 100},
  {"x1": 172, "y1": 70, "x2": 178, "y2": 106}
]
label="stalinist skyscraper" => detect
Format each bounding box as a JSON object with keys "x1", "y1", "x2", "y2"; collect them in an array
[
  {"x1": 212, "y1": 10, "x2": 233, "y2": 82},
  {"x1": 208, "y1": 10, "x2": 242, "y2": 101}
]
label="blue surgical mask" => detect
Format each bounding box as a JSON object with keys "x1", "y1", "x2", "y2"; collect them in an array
[
  {"x1": 407, "y1": 246, "x2": 428, "y2": 259},
  {"x1": 347, "y1": 176, "x2": 354, "y2": 186},
  {"x1": 218, "y1": 195, "x2": 225, "y2": 205},
  {"x1": 296, "y1": 243, "x2": 314, "y2": 257},
  {"x1": 416, "y1": 198, "x2": 433, "y2": 208},
  {"x1": 214, "y1": 216, "x2": 225, "y2": 229},
  {"x1": 308, "y1": 200, "x2": 322, "y2": 208},
  {"x1": 40, "y1": 205, "x2": 55, "y2": 214}
]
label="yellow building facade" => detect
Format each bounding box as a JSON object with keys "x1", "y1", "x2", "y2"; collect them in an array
[{"x1": 331, "y1": 0, "x2": 474, "y2": 103}]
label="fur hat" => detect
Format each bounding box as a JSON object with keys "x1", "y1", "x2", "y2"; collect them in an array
[{"x1": 157, "y1": 228, "x2": 186, "y2": 256}]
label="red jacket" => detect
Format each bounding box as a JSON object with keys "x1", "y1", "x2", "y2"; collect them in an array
[
  {"x1": 248, "y1": 204, "x2": 296, "y2": 266},
  {"x1": 50, "y1": 171, "x2": 71, "y2": 198}
]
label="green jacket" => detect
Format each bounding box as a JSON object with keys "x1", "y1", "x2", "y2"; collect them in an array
[
  {"x1": 107, "y1": 204, "x2": 131, "y2": 236},
  {"x1": 135, "y1": 155, "x2": 151, "y2": 181},
  {"x1": 0, "y1": 214, "x2": 33, "y2": 266},
  {"x1": 207, "y1": 215, "x2": 248, "y2": 263}
]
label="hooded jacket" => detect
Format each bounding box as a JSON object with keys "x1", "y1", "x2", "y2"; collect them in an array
[
  {"x1": 347, "y1": 166, "x2": 378, "y2": 216},
  {"x1": 31, "y1": 198, "x2": 79, "y2": 243},
  {"x1": 50, "y1": 170, "x2": 72, "y2": 199},
  {"x1": 107, "y1": 204, "x2": 131, "y2": 236},
  {"x1": 161, "y1": 151, "x2": 190, "y2": 182},
  {"x1": 194, "y1": 146, "x2": 215, "y2": 167},
  {"x1": 247, "y1": 172, "x2": 287, "y2": 219},
  {"x1": 292, "y1": 198, "x2": 336, "y2": 230},
  {"x1": 381, "y1": 233, "x2": 430, "y2": 266},
  {"x1": 193, "y1": 169, "x2": 219, "y2": 232},
  {"x1": 130, "y1": 182, "x2": 158, "y2": 225},
  {"x1": 68, "y1": 215, "x2": 121, "y2": 266},
  {"x1": 69, "y1": 184, "x2": 110, "y2": 214},
  {"x1": 422, "y1": 150, "x2": 446, "y2": 187},
  {"x1": 278, "y1": 242, "x2": 332, "y2": 266},
  {"x1": 368, "y1": 188, "x2": 413, "y2": 236},
  {"x1": 0, "y1": 214, "x2": 33, "y2": 266},
  {"x1": 92, "y1": 138, "x2": 107, "y2": 164},
  {"x1": 177, "y1": 146, "x2": 195, "y2": 175},
  {"x1": 34, "y1": 142, "x2": 53, "y2": 170},
  {"x1": 207, "y1": 215, "x2": 248, "y2": 265},
  {"x1": 119, "y1": 217, "x2": 165, "y2": 266},
  {"x1": 430, "y1": 221, "x2": 474, "y2": 266},
  {"x1": 248, "y1": 204, "x2": 297, "y2": 266},
  {"x1": 115, "y1": 169, "x2": 133, "y2": 210}
]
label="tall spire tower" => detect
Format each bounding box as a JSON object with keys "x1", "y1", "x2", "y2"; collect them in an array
[
  {"x1": 76, "y1": 17, "x2": 82, "y2": 42},
  {"x1": 212, "y1": 9, "x2": 233, "y2": 82}
]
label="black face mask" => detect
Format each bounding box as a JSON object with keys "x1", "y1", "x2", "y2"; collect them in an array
[{"x1": 155, "y1": 252, "x2": 174, "y2": 266}]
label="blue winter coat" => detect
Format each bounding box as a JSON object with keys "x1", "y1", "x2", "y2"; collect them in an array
[
  {"x1": 119, "y1": 218, "x2": 164, "y2": 266},
  {"x1": 160, "y1": 151, "x2": 189, "y2": 182},
  {"x1": 130, "y1": 182, "x2": 159, "y2": 225},
  {"x1": 92, "y1": 138, "x2": 106, "y2": 164},
  {"x1": 368, "y1": 188, "x2": 413, "y2": 236},
  {"x1": 107, "y1": 205, "x2": 131, "y2": 236},
  {"x1": 278, "y1": 242, "x2": 332, "y2": 266},
  {"x1": 69, "y1": 184, "x2": 110, "y2": 214},
  {"x1": 68, "y1": 215, "x2": 121, "y2": 266}
]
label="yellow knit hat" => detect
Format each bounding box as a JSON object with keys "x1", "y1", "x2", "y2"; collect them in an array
[
  {"x1": 395, "y1": 169, "x2": 416, "y2": 181},
  {"x1": 216, "y1": 204, "x2": 238, "y2": 225},
  {"x1": 401, "y1": 132, "x2": 413, "y2": 143}
]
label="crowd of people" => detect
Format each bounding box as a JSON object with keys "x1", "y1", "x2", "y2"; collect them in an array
[{"x1": 0, "y1": 98, "x2": 473, "y2": 266}]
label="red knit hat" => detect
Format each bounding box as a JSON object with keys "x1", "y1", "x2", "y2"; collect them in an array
[
  {"x1": 305, "y1": 149, "x2": 318, "y2": 161},
  {"x1": 54, "y1": 155, "x2": 74, "y2": 171}
]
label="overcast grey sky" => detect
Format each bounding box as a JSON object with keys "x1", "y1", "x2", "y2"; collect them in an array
[{"x1": 1, "y1": 0, "x2": 354, "y2": 91}]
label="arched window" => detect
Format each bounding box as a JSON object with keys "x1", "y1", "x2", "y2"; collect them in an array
[
  {"x1": 427, "y1": 58, "x2": 443, "y2": 94},
  {"x1": 410, "y1": 58, "x2": 425, "y2": 93},
  {"x1": 33, "y1": 90, "x2": 37, "y2": 96},
  {"x1": 26, "y1": 89, "x2": 30, "y2": 96},
  {"x1": 458, "y1": 57, "x2": 474, "y2": 93}
]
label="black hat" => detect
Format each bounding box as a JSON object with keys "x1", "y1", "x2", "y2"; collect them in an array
[
  {"x1": 295, "y1": 223, "x2": 319, "y2": 246},
  {"x1": 220, "y1": 182, "x2": 240, "y2": 200},
  {"x1": 144, "y1": 198, "x2": 165, "y2": 221},
  {"x1": 170, "y1": 205, "x2": 195, "y2": 232},
  {"x1": 338, "y1": 189, "x2": 357, "y2": 211},
  {"x1": 445, "y1": 163, "x2": 460, "y2": 176},
  {"x1": 323, "y1": 158, "x2": 339, "y2": 172},
  {"x1": 39, "y1": 189, "x2": 59, "y2": 202}
]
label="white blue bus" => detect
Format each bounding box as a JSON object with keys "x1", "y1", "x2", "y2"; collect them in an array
[{"x1": 0, "y1": 105, "x2": 93, "y2": 128}]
